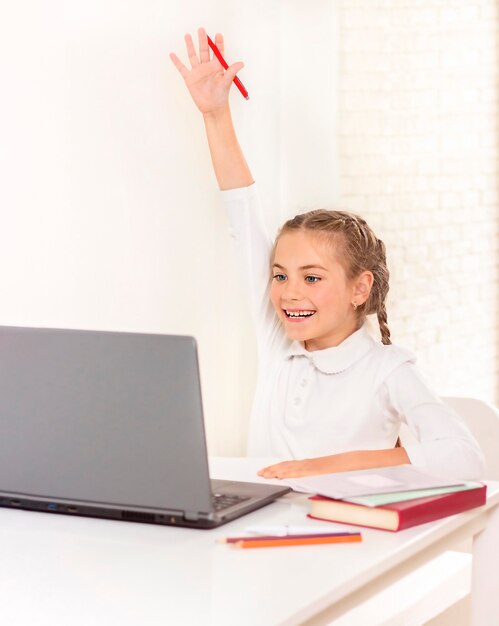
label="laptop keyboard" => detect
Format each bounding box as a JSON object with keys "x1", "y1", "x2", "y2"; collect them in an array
[{"x1": 211, "y1": 492, "x2": 251, "y2": 511}]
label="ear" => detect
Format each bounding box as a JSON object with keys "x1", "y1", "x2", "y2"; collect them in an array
[{"x1": 352, "y1": 271, "x2": 374, "y2": 305}]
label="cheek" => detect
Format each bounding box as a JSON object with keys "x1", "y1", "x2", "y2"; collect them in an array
[
  {"x1": 315, "y1": 287, "x2": 347, "y2": 311},
  {"x1": 269, "y1": 282, "x2": 280, "y2": 308},
  {"x1": 310, "y1": 286, "x2": 329, "y2": 307}
]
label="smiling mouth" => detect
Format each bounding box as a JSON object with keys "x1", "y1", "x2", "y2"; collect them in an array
[{"x1": 284, "y1": 309, "x2": 316, "y2": 319}]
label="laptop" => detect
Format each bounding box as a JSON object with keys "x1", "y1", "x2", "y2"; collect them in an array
[{"x1": 0, "y1": 325, "x2": 290, "y2": 528}]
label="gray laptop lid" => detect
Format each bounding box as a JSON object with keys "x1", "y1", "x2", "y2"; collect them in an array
[{"x1": 0, "y1": 326, "x2": 213, "y2": 514}]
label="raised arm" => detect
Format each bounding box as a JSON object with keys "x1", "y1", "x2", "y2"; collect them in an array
[{"x1": 170, "y1": 28, "x2": 253, "y2": 190}]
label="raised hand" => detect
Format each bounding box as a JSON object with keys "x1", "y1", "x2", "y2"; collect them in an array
[{"x1": 170, "y1": 27, "x2": 244, "y2": 115}]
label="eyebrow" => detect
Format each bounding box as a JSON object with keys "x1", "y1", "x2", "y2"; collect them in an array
[{"x1": 272, "y1": 263, "x2": 329, "y2": 272}]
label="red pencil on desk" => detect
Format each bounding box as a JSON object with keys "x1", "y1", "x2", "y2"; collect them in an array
[
  {"x1": 219, "y1": 532, "x2": 360, "y2": 544},
  {"x1": 207, "y1": 35, "x2": 249, "y2": 100}
]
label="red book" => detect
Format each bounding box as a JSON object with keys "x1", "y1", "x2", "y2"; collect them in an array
[{"x1": 308, "y1": 484, "x2": 487, "y2": 532}]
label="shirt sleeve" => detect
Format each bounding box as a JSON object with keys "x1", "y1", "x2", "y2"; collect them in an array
[
  {"x1": 220, "y1": 184, "x2": 283, "y2": 356},
  {"x1": 386, "y1": 362, "x2": 485, "y2": 480}
]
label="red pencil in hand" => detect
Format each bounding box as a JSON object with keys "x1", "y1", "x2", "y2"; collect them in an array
[{"x1": 207, "y1": 35, "x2": 249, "y2": 100}]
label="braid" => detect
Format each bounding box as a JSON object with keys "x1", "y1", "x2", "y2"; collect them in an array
[
  {"x1": 377, "y1": 301, "x2": 391, "y2": 345},
  {"x1": 366, "y1": 238, "x2": 391, "y2": 345}
]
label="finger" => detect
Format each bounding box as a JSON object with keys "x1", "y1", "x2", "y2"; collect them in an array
[
  {"x1": 169, "y1": 53, "x2": 190, "y2": 79},
  {"x1": 198, "y1": 27, "x2": 210, "y2": 63},
  {"x1": 257, "y1": 465, "x2": 274, "y2": 476},
  {"x1": 215, "y1": 32, "x2": 224, "y2": 58},
  {"x1": 223, "y1": 61, "x2": 244, "y2": 87},
  {"x1": 261, "y1": 472, "x2": 282, "y2": 480},
  {"x1": 258, "y1": 465, "x2": 279, "y2": 478},
  {"x1": 273, "y1": 469, "x2": 299, "y2": 479},
  {"x1": 184, "y1": 33, "x2": 199, "y2": 67}
]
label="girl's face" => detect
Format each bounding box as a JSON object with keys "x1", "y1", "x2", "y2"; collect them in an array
[{"x1": 270, "y1": 231, "x2": 372, "y2": 351}]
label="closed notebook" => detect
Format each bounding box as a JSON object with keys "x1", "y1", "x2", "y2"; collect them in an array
[
  {"x1": 343, "y1": 482, "x2": 482, "y2": 507},
  {"x1": 308, "y1": 483, "x2": 487, "y2": 532}
]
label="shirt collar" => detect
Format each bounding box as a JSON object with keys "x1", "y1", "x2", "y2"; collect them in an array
[{"x1": 284, "y1": 324, "x2": 376, "y2": 374}]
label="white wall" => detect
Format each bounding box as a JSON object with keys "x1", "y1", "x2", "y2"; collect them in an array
[
  {"x1": 337, "y1": 0, "x2": 499, "y2": 404},
  {"x1": 0, "y1": 0, "x2": 339, "y2": 454}
]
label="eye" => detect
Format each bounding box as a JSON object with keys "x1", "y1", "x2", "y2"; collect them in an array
[
  {"x1": 273, "y1": 273, "x2": 287, "y2": 282},
  {"x1": 305, "y1": 275, "x2": 321, "y2": 283}
]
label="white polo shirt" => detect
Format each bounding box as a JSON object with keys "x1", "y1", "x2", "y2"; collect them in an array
[{"x1": 222, "y1": 184, "x2": 485, "y2": 480}]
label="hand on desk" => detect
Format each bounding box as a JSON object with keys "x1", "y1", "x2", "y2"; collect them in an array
[
  {"x1": 257, "y1": 447, "x2": 411, "y2": 478},
  {"x1": 258, "y1": 456, "x2": 336, "y2": 479}
]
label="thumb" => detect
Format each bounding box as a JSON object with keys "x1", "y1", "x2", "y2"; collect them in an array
[{"x1": 224, "y1": 61, "x2": 244, "y2": 85}]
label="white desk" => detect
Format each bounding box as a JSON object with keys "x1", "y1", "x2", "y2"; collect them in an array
[{"x1": 1, "y1": 458, "x2": 498, "y2": 626}]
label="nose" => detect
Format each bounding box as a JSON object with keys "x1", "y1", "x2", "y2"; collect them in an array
[{"x1": 282, "y1": 278, "x2": 303, "y2": 301}]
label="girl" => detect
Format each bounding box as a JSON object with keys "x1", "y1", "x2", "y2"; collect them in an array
[{"x1": 170, "y1": 29, "x2": 484, "y2": 480}]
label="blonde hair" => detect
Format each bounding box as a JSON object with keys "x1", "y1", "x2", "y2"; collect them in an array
[{"x1": 275, "y1": 209, "x2": 391, "y2": 345}]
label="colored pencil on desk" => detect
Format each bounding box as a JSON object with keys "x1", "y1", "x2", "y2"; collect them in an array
[
  {"x1": 219, "y1": 531, "x2": 359, "y2": 544},
  {"x1": 231, "y1": 534, "x2": 362, "y2": 549},
  {"x1": 207, "y1": 35, "x2": 250, "y2": 100}
]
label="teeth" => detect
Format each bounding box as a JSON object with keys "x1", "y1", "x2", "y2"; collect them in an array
[{"x1": 286, "y1": 311, "x2": 315, "y2": 318}]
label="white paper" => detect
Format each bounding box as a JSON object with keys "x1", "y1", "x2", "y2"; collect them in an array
[
  {"x1": 244, "y1": 525, "x2": 346, "y2": 536},
  {"x1": 281, "y1": 465, "x2": 464, "y2": 499},
  {"x1": 348, "y1": 475, "x2": 402, "y2": 489}
]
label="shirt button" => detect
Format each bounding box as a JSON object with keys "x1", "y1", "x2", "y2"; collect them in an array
[
  {"x1": 294, "y1": 398, "x2": 302, "y2": 406},
  {"x1": 300, "y1": 379, "x2": 308, "y2": 387}
]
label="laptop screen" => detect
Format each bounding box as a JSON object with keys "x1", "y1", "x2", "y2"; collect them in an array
[{"x1": 0, "y1": 326, "x2": 213, "y2": 513}]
